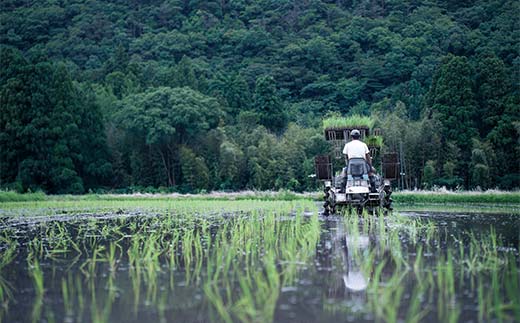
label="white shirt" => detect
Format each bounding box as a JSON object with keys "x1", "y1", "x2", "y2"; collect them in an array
[{"x1": 342, "y1": 140, "x2": 369, "y2": 159}]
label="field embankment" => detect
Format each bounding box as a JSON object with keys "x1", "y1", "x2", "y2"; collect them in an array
[
  {"x1": 1, "y1": 190, "x2": 519, "y2": 213},
  {"x1": 0, "y1": 190, "x2": 313, "y2": 203},
  {"x1": 1, "y1": 190, "x2": 519, "y2": 204},
  {"x1": 0, "y1": 191, "x2": 47, "y2": 202},
  {"x1": 392, "y1": 190, "x2": 520, "y2": 204},
  {"x1": 391, "y1": 190, "x2": 520, "y2": 213}
]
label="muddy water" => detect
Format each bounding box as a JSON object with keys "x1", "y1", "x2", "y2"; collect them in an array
[
  {"x1": 0, "y1": 209, "x2": 519, "y2": 323},
  {"x1": 276, "y1": 212, "x2": 520, "y2": 323}
]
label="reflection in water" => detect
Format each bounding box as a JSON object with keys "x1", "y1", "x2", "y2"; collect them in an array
[
  {"x1": 341, "y1": 235, "x2": 370, "y2": 292},
  {"x1": 312, "y1": 212, "x2": 519, "y2": 323},
  {"x1": 0, "y1": 205, "x2": 519, "y2": 323}
]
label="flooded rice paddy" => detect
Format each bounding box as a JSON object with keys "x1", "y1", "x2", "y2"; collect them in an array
[{"x1": 0, "y1": 200, "x2": 518, "y2": 323}]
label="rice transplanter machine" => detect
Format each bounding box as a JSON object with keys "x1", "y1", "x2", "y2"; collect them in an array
[{"x1": 314, "y1": 117, "x2": 399, "y2": 215}]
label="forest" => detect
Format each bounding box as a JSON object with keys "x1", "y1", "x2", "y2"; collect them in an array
[{"x1": 0, "y1": 0, "x2": 518, "y2": 194}]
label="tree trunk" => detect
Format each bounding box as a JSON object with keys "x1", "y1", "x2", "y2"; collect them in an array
[{"x1": 158, "y1": 147, "x2": 174, "y2": 187}]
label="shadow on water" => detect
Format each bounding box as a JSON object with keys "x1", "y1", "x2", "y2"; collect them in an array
[{"x1": 0, "y1": 201, "x2": 519, "y2": 323}]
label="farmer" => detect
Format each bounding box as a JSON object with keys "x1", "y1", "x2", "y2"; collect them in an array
[
  {"x1": 342, "y1": 129, "x2": 372, "y2": 168},
  {"x1": 341, "y1": 129, "x2": 377, "y2": 192}
]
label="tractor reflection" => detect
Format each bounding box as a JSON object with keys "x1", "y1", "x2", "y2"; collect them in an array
[{"x1": 317, "y1": 218, "x2": 397, "y2": 300}]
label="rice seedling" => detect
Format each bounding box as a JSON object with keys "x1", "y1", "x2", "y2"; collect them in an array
[
  {"x1": 365, "y1": 135, "x2": 383, "y2": 147},
  {"x1": 413, "y1": 245, "x2": 423, "y2": 277},
  {"x1": 80, "y1": 244, "x2": 106, "y2": 278},
  {"x1": 477, "y1": 274, "x2": 486, "y2": 322},
  {"x1": 129, "y1": 266, "x2": 142, "y2": 315},
  {"x1": 27, "y1": 255, "x2": 44, "y2": 296},
  {"x1": 0, "y1": 236, "x2": 17, "y2": 271},
  {"x1": 106, "y1": 242, "x2": 119, "y2": 273},
  {"x1": 0, "y1": 275, "x2": 13, "y2": 322},
  {"x1": 322, "y1": 114, "x2": 375, "y2": 130},
  {"x1": 203, "y1": 282, "x2": 233, "y2": 323},
  {"x1": 405, "y1": 283, "x2": 430, "y2": 323},
  {"x1": 27, "y1": 255, "x2": 44, "y2": 323},
  {"x1": 74, "y1": 275, "x2": 85, "y2": 320},
  {"x1": 435, "y1": 250, "x2": 459, "y2": 323},
  {"x1": 61, "y1": 275, "x2": 74, "y2": 318},
  {"x1": 0, "y1": 197, "x2": 518, "y2": 322},
  {"x1": 89, "y1": 278, "x2": 116, "y2": 323},
  {"x1": 233, "y1": 254, "x2": 281, "y2": 322}
]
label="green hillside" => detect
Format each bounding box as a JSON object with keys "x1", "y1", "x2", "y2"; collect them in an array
[{"x1": 1, "y1": 0, "x2": 518, "y2": 193}]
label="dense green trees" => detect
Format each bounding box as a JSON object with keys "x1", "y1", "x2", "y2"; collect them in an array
[
  {"x1": 254, "y1": 75, "x2": 287, "y2": 133},
  {"x1": 0, "y1": 0, "x2": 518, "y2": 192},
  {"x1": 425, "y1": 55, "x2": 478, "y2": 184},
  {"x1": 0, "y1": 47, "x2": 111, "y2": 193},
  {"x1": 113, "y1": 86, "x2": 221, "y2": 188}
]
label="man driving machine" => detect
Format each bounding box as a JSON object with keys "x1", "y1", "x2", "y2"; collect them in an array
[{"x1": 341, "y1": 129, "x2": 377, "y2": 192}]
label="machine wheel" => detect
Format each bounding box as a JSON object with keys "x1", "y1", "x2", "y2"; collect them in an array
[
  {"x1": 323, "y1": 201, "x2": 330, "y2": 216},
  {"x1": 323, "y1": 187, "x2": 330, "y2": 216},
  {"x1": 323, "y1": 190, "x2": 336, "y2": 216}
]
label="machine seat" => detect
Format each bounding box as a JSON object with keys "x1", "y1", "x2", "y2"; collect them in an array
[{"x1": 347, "y1": 158, "x2": 369, "y2": 178}]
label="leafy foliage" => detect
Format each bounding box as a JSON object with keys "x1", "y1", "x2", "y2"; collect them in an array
[{"x1": 0, "y1": 0, "x2": 518, "y2": 192}]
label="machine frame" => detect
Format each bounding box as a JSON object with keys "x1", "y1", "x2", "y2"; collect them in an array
[{"x1": 315, "y1": 126, "x2": 398, "y2": 215}]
